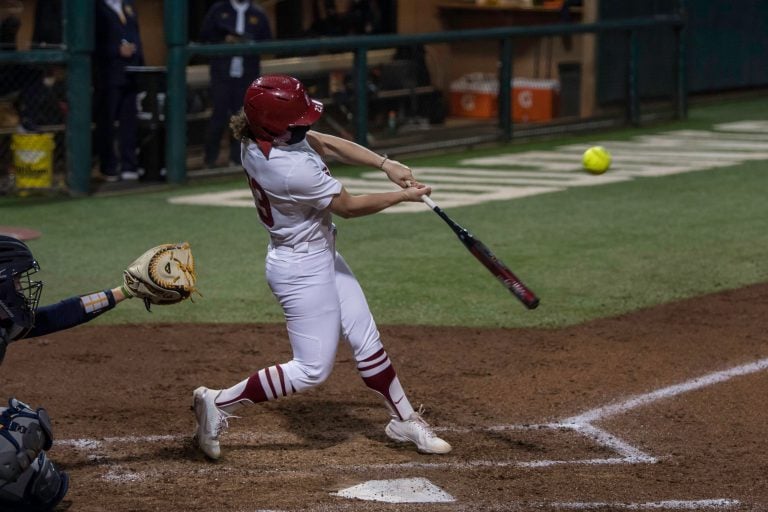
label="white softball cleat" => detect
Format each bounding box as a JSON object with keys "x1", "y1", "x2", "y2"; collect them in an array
[
  {"x1": 192, "y1": 386, "x2": 231, "y2": 460},
  {"x1": 385, "y1": 408, "x2": 452, "y2": 454}
]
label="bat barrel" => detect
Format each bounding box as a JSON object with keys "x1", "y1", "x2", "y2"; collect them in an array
[{"x1": 524, "y1": 296, "x2": 540, "y2": 309}]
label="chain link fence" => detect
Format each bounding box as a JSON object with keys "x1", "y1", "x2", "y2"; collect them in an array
[
  {"x1": 1, "y1": 0, "x2": 67, "y2": 197},
  {"x1": 0, "y1": 62, "x2": 68, "y2": 196}
]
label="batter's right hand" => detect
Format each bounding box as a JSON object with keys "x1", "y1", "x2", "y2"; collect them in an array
[{"x1": 401, "y1": 183, "x2": 432, "y2": 202}]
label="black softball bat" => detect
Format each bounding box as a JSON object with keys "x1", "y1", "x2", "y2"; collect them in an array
[{"x1": 422, "y1": 196, "x2": 540, "y2": 310}]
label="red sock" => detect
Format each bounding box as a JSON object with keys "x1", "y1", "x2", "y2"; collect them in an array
[
  {"x1": 357, "y1": 348, "x2": 415, "y2": 420},
  {"x1": 216, "y1": 364, "x2": 295, "y2": 413}
]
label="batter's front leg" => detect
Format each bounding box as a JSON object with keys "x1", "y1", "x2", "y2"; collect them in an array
[
  {"x1": 333, "y1": 252, "x2": 415, "y2": 421},
  {"x1": 333, "y1": 252, "x2": 453, "y2": 454}
]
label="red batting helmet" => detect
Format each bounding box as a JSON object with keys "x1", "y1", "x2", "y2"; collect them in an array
[{"x1": 243, "y1": 75, "x2": 323, "y2": 142}]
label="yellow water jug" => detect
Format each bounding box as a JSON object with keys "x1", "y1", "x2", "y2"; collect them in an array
[{"x1": 11, "y1": 133, "x2": 55, "y2": 192}]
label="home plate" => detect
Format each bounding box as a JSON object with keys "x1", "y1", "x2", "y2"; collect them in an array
[{"x1": 332, "y1": 477, "x2": 455, "y2": 503}]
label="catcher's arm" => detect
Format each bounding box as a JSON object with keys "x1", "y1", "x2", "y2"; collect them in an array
[
  {"x1": 20, "y1": 287, "x2": 128, "y2": 340},
  {"x1": 3, "y1": 252, "x2": 173, "y2": 350}
]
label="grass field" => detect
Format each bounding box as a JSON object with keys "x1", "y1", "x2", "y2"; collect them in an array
[
  {"x1": 3, "y1": 95, "x2": 768, "y2": 512},
  {"x1": 1, "y1": 96, "x2": 767, "y2": 328}
]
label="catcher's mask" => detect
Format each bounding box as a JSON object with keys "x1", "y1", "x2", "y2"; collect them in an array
[
  {"x1": 0, "y1": 235, "x2": 43, "y2": 342},
  {"x1": 243, "y1": 75, "x2": 323, "y2": 146}
]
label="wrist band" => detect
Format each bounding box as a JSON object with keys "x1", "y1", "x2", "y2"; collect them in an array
[
  {"x1": 379, "y1": 155, "x2": 388, "y2": 170},
  {"x1": 120, "y1": 284, "x2": 133, "y2": 299}
]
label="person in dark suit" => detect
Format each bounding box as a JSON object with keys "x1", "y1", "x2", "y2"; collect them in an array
[
  {"x1": 199, "y1": 0, "x2": 272, "y2": 168},
  {"x1": 32, "y1": 0, "x2": 63, "y2": 47},
  {"x1": 93, "y1": 0, "x2": 144, "y2": 182}
]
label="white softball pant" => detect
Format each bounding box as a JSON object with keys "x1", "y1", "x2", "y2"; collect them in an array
[{"x1": 265, "y1": 240, "x2": 383, "y2": 391}]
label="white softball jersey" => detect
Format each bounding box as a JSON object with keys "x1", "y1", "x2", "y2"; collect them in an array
[{"x1": 241, "y1": 138, "x2": 342, "y2": 248}]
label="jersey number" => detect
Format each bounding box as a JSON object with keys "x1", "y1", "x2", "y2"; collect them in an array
[{"x1": 247, "y1": 176, "x2": 275, "y2": 227}]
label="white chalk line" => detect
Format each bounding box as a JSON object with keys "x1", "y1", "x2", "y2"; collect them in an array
[
  {"x1": 345, "y1": 457, "x2": 639, "y2": 472},
  {"x1": 57, "y1": 356, "x2": 768, "y2": 485},
  {"x1": 539, "y1": 499, "x2": 741, "y2": 510},
  {"x1": 564, "y1": 357, "x2": 768, "y2": 424},
  {"x1": 222, "y1": 500, "x2": 743, "y2": 512},
  {"x1": 229, "y1": 500, "x2": 742, "y2": 512}
]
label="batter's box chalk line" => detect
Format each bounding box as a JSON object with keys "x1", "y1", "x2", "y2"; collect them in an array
[
  {"x1": 535, "y1": 499, "x2": 741, "y2": 510},
  {"x1": 226, "y1": 499, "x2": 743, "y2": 511},
  {"x1": 59, "y1": 357, "x2": 768, "y2": 474}
]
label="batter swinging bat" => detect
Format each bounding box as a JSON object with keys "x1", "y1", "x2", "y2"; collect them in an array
[{"x1": 421, "y1": 196, "x2": 540, "y2": 310}]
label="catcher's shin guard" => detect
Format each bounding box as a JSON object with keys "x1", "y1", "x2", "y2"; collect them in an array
[
  {"x1": 0, "y1": 398, "x2": 54, "y2": 482},
  {"x1": 0, "y1": 452, "x2": 69, "y2": 512},
  {"x1": 0, "y1": 399, "x2": 67, "y2": 511}
]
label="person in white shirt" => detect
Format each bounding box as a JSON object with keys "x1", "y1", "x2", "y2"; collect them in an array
[{"x1": 192, "y1": 74, "x2": 452, "y2": 459}]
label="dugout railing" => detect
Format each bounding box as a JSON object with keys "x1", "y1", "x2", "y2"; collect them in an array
[{"x1": 0, "y1": 3, "x2": 685, "y2": 196}]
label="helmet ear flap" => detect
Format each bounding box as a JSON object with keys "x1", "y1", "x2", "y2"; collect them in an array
[
  {"x1": 251, "y1": 124, "x2": 288, "y2": 144},
  {"x1": 286, "y1": 125, "x2": 311, "y2": 144}
]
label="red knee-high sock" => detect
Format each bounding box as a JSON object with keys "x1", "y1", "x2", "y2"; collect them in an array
[
  {"x1": 215, "y1": 364, "x2": 295, "y2": 414},
  {"x1": 357, "y1": 348, "x2": 415, "y2": 420}
]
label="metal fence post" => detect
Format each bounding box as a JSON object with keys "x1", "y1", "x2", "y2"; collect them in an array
[
  {"x1": 499, "y1": 38, "x2": 513, "y2": 142},
  {"x1": 165, "y1": 0, "x2": 188, "y2": 184},
  {"x1": 353, "y1": 48, "x2": 369, "y2": 146},
  {"x1": 627, "y1": 29, "x2": 639, "y2": 126},
  {"x1": 65, "y1": 0, "x2": 93, "y2": 195},
  {"x1": 676, "y1": 0, "x2": 688, "y2": 120}
]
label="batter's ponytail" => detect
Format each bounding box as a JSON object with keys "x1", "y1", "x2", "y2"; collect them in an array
[{"x1": 229, "y1": 110, "x2": 254, "y2": 142}]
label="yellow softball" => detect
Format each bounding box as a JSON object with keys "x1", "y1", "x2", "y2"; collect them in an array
[{"x1": 582, "y1": 146, "x2": 612, "y2": 174}]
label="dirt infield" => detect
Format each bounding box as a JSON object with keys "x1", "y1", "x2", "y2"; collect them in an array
[{"x1": 3, "y1": 283, "x2": 768, "y2": 511}]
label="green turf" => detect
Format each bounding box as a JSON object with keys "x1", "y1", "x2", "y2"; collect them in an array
[{"x1": 2, "y1": 96, "x2": 767, "y2": 327}]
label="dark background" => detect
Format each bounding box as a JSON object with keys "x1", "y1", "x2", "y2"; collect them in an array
[{"x1": 598, "y1": 0, "x2": 768, "y2": 103}]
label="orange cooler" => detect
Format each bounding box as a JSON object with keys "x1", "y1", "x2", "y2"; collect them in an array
[
  {"x1": 512, "y1": 78, "x2": 559, "y2": 122},
  {"x1": 450, "y1": 74, "x2": 559, "y2": 122},
  {"x1": 449, "y1": 73, "x2": 498, "y2": 119}
]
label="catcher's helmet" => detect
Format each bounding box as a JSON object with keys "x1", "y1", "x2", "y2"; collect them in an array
[
  {"x1": 0, "y1": 235, "x2": 42, "y2": 343},
  {"x1": 243, "y1": 75, "x2": 323, "y2": 142}
]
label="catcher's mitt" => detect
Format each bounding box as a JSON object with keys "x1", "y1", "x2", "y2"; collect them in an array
[{"x1": 123, "y1": 242, "x2": 197, "y2": 311}]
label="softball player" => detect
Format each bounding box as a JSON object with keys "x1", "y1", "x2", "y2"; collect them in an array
[
  {"x1": 192, "y1": 75, "x2": 452, "y2": 459},
  {"x1": 0, "y1": 235, "x2": 133, "y2": 511}
]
